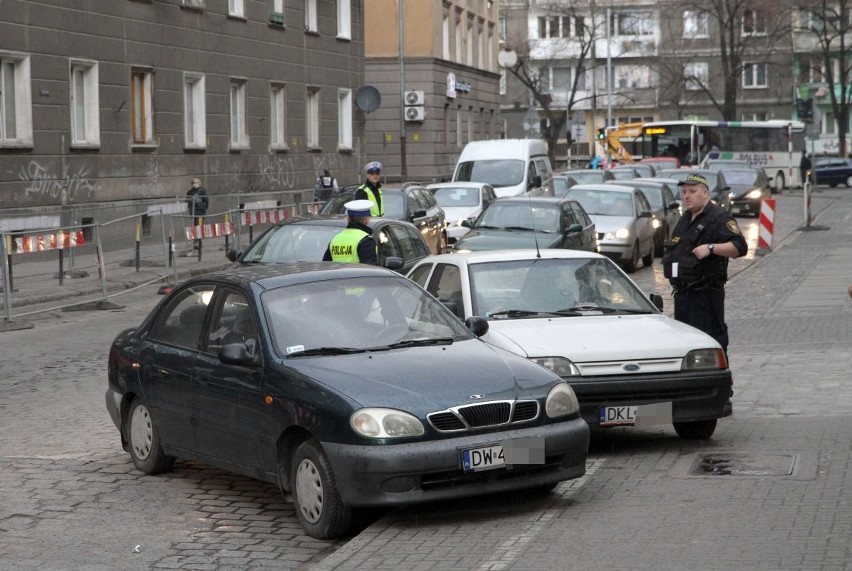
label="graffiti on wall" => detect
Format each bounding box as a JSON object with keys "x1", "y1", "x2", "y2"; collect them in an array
[
  {"x1": 129, "y1": 158, "x2": 165, "y2": 197},
  {"x1": 259, "y1": 155, "x2": 297, "y2": 189},
  {"x1": 18, "y1": 160, "x2": 100, "y2": 202}
]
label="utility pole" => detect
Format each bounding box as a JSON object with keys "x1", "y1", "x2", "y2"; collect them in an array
[{"x1": 398, "y1": 0, "x2": 408, "y2": 180}]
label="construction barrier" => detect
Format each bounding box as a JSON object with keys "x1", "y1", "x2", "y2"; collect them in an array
[
  {"x1": 757, "y1": 198, "x2": 775, "y2": 254},
  {"x1": 12, "y1": 230, "x2": 86, "y2": 253},
  {"x1": 184, "y1": 220, "x2": 236, "y2": 241}
]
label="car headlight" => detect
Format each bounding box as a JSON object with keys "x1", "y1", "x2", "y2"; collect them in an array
[
  {"x1": 652, "y1": 218, "x2": 661, "y2": 229},
  {"x1": 545, "y1": 382, "x2": 580, "y2": 418},
  {"x1": 604, "y1": 227, "x2": 630, "y2": 241},
  {"x1": 530, "y1": 356, "x2": 580, "y2": 377},
  {"x1": 682, "y1": 348, "x2": 727, "y2": 370},
  {"x1": 746, "y1": 189, "x2": 762, "y2": 199},
  {"x1": 350, "y1": 408, "x2": 425, "y2": 438}
]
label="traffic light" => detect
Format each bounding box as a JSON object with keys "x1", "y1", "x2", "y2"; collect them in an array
[
  {"x1": 796, "y1": 98, "x2": 813, "y2": 122},
  {"x1": 597, "y1": 127, "x2": 607, "y2": 140}
]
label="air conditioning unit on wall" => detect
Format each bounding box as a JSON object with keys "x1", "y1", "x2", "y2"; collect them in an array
[
  {"x1": 405, "y1": 106, "x2": 426, "y2": 122},
  {"x1": 405, "y1": 90, "x2": 425, "y2": 106}
]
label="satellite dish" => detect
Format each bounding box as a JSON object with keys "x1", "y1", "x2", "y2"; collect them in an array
[{"x1": 355, "y1": 85, "x2": 381, "y2": 113}]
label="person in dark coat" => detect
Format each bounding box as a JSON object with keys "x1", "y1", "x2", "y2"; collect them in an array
[{"x1": 186, "y1": 177, "x2": 209, "y2": 249}]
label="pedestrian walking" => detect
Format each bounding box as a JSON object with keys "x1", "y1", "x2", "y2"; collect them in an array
[
  {"x1": 186, "y1": 177, "x2": 209, "y2": 249},
  {"x1": 800, "y1": 151, "x2": 812, "y2": 188},
  {"x1": 322, "y1": 200, "x2": 378, "y2": 265},
  {"x1": 662, "y1": 173, "x2": 747, "y2": 355},
  {"x1": 354, "y1": 161, "x2": 384, "y2": 217},
  {"x1": 314, "y1": 169, "x2": 338, "y2": 202}
]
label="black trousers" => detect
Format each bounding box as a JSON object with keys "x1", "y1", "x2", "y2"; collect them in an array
[{"x1": 673, "y1": 288, "x2": 729, "y2": 354}]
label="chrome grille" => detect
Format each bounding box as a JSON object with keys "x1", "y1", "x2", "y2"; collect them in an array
[{"x1": 427, "y1": 400, "x2": 540, "y2": 432}]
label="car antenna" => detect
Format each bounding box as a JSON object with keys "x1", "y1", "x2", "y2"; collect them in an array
[{"x1": 528, "y1": 191, "x2": 541, "y2": 258}]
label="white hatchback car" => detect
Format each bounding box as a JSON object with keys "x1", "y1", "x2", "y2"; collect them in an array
[
  {"x1": 426, "y1": 182, "x2": 497, "y2": 246},
  {"x1": 408, "y1": 249, "x2": 733, "y2": 440}
]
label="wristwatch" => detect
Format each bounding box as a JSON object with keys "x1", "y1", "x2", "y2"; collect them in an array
[{"x1": 707, "y1": 244, "x2": 715, "y2": 255}]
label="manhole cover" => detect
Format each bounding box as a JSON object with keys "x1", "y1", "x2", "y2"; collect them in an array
[{"x1": 690, "y1": 453, "x2": 797, "y2": 477}]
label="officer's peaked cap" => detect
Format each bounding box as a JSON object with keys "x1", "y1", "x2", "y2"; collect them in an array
[
  {"x1": 364, "y1": 161, "x2": 383, "y2": 173},
  {"x1": 678, "y1": 173, "x2": 710, "y2": 189},
  {"x1": 344, "y1": 200, "x2": 374, "y2": 217}
]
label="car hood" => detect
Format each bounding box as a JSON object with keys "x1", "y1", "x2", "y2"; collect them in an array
[
  {"x1": 588, "y1": 214, "x2": 635, "y2": 232},
  {"x1": 441, "y1": 206, "x2": 481, "y2": 224},
  {"x1": 284, "y1": 339, "x2": 557, "y2": 412},
  {"x1": 481, "y1": 314, "x2": 719, "y2": 362},
  {"x1": 454, "y1": 230, "x2": 562, "y2": 251}
]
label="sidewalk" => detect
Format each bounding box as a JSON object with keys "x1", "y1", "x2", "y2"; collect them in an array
[{"x1": 310, "y1": 188, "x2": 852, "y2": 571}]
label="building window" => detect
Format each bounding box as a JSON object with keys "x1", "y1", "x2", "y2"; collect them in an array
[
  {"x1": 742, "y1": 9, "x2": 766, "y2": 36},
  {"x1": 684, "y1": 62, "x2": 708, "y2": 90},
  {"x1": 610, "y1": 11, "x2": 653, "y2": 36},
  {"x1": 683, "y1": 10, "x2": 709, "y2": 38},
  {"x1": 130, "y1": 69, "x2": 154, "y2": 145},
  {"x1": 305, "y1": 0, "x2": 318, "y2": 32},
  {"x1": 183, "y1": 72, "x2": 206, "y2": 148},
  {"x1": 742, "y1": 62, "x2": 768, "y2": 88},
  {"x1": 615, "y1": 64, "x2": 653, "y2": 89},
  {"x1": 0, "y1": 52, "x2": 33, "y2": 147},
  {"x1": 466, "y1": 16, "x2": 474, "y2": 66},
  {"x1": 442, "y1": 7, "x2": 450, "y2": 59},
  {"x1": 270, "y1": 84, "x2": 287, "y2": 149},
  {"x1": 228, "y1": 0, "x2": 244, "y2": 18},
  {"x1": 270, "y1": 0, "x2": 285, "y2": 25},
  {"x1": 306, "y1": 87, "x2": 319, "y2": 148},
  {"x1": 477, "y1": 24, "x2": 484, "y2": 69},
  {"x1": 499, "y1": 69, "x2": 506, "y2": 95},
  {"x1": 487, "y1": 25, "x2": 494, "y2": 72},
  {"x1": 338, "y1": 88, "x2": 352, "y2": 150},
  {"x1": 230, "y1": 79, "x2": 249, "y2": 149},
  {"x1": 742, "y1": 113, "x2": 767, "y2": 121},
  {"x1": 538, "y1": 16, "x2": 573, "y2": 39},
  {"x1": 498, "y1": 16, "x2": 506, "y2": 42},
  {"x1": 70, "y1": 60, "x2": 99, "y2": 147},
  {"x1": 455, "y1": 12, "x2": 462, "y2": 63},
  {"x1": 337, "y1": 0, "x2": 351, "y2": 39}
]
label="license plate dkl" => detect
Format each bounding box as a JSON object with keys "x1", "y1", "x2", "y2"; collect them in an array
[
  {"x1": 599, "y1": 405, "x2": 637, "y2": 426},
  {"x1": 462, "y1": 444, "x2": 505, "y2": 472}
]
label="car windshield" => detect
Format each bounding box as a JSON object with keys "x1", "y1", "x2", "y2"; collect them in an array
[
  {"x1": 722, "y1": 171, "x2": 759, "y2": 185},
  {"x1": 637, "y1": 187, "x2": 663, "y2": 209},
  {"x1": 476, "y1": 202, "x2": 562, "y2": 233},
  {"x1": 431, "y1": 187, "x2": 480, "y2": 207},
  {"x1": 566, "y1": 190, "x2": 634, "y2": 216},
  {"x1": 262, "y1": 276, "x2": 472, "y2": 356},
  {"x1": 469, "y1": 257, "x2": 656, "y2": 318},
  {"x1": 553, "y1": 177, "x2": 572, "y2": 195},
  {"x1": 455, "y1": 159, "x2": 525, "y2": 188},
  {"x1": 242, "y1": 224, "x2": 341, "y2": 263},
  {"x1": 566, "y1": 172, "x2": 606, "y2": 184}
]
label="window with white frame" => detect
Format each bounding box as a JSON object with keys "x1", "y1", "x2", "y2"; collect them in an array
[
  {"x1": 270, "y1": 84, "x2": 287, "y2": 149},
  {"x1": 70, "y1": 60, "x2": 100, "y2": 147},
  {"x1": 742, "y1": 9, "x2": 766, "y2": 36},
  {"x1": 537, "y1": 15, "x2": 572, "y2": 39},
  {"x1": 610, "y1": 11, "x2": 653, "y2": 36},
  {"x1": 742, "y1": 112, "x2": 767, "y2": 121},
  {"x1": 0, "y1": 52, "x2": 33, "y2": 146},
  {"x1": 615, "y1": 64, "x2": 653, "y2": 89},
  {"x1": 337, "y1": 0, "x2": 351, "y2": 39},
  {"x1": 456, "y1": 106, "x2": 462, "y2": 147},
  {"x1": 800, "y1": 57, "x2": 824, "y2": 83},
  {"x1": 230, "y1": 79, "x2": 249, "y2": 148},
  {"x1": 487, "y1": 25, "x2": 494, "y2": 72},
  {"x1": 684, "y1": 62, "x2": 708, "y2": 90},
  {"x1": 466, "y1": 17, "x2": 474, "y2": 66},
  {"x1": 183, "y1": 73, "x2": 206, "y2": 148},
  {"x1": 130, "y1": 69, "x2": 154, "y2": 145},
  {"x1": 499, "y1": 69, "x2": 506, "y2": 95},
  {"x1": 305, "y1": 0, "x2": 318, "y2": 32},
  {"x1": 742, "y1": 62, "x2": 767, "y2": 88},
  {"x1": 477, "y1": 24, "x2": 484, "y2": 69},
  {"x1": 498, "y1": 16, "x2": 506, "y2": 42},
  {"x1": 683, "y1": 10, "x2": 709, "y2": 38},
  {"x1": 306, "y1": 87, "x2": 319, "y2": 148},
  {"x1": 228, "y1": 0, "x2": 244, "y2": 18},
  {"x1": 338, "y1": 88, "x2": 352, "y2": 149},
  {"x1": 455, "y1": 12, "x2": 463, "y2": 63},
  {"x1": 270, "y1": 0, "x2": 285, "y2": 25},
  {"x1": 442, "y1": 7, "x2": 450, "y2": 59}
]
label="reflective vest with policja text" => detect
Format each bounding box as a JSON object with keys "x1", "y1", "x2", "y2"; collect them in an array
[{"x1": 329, "y1": 228, "x2": 370, "y2": 263}]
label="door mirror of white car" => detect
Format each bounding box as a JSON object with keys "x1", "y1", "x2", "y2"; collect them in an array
[{"x1": 465, "y1": 316, "x2": 489, "y2": 337}]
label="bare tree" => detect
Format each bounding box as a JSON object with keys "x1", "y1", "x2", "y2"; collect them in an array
[
  {"x1": 795, "y1": 1, "x2": 852, "y2": 157},
  {"x1": 657, "y1": 0, "x2": 793, "y2": 120}
]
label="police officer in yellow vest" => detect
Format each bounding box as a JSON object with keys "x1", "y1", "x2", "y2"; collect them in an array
[
  {"x1": 354, "y1": 161, "x2": 384, "y2": 217},
  {"x1": 322, "y1": 200, "x2": 379, "y2": 265}
]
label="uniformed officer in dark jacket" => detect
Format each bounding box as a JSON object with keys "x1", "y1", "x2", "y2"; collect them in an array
[
  {"x1": 662, "y1": 173, "x2": 747, "y2": 354},
  {"x1": 322, "y1": 200, "x2": 378, "y2": 265},
  {"x1": 354, "y1": 161, "x2": 384, "y2": 217}
]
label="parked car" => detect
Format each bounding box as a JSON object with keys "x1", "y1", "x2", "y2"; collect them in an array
[
  {"x1": 609, "y1": 166, "x2": 642, "y2": 180},
  {"x1": 563, "y1": 184, "x2": 655, "y2": 272},
  {"x1": 426, "y1": 181, "x2": 497, "y2": 246},
  {"x1": 721, "y1": 168, "x2": 771, "y2": 217},
  {"x1": 559, "y1": 169, "x2": 616, "y2": 184},
  {"x1": 811, "y1": 156, "x2": 852, "y2": 187},
  {"x1": 321, "y1": 184, "x2": 448, "y2": 254},
  {"x1": 608, "y1": 179, "x2": 680, "y2": 257},
  {"x1": 407, "y1": 249, "x2": 733, "y2": 440},
  {"x1": 550, "y1": 174, "x2": 580, "y2": 197},
  {"x1": 226, "y1": 215, "x2": 431, "y2": 275},
  {"x1": 105, "y1": 263, "x2": 589, "y2": 539},
  {"x1": 452, "y1": 196, "x2": 598, "y2": 253},
  {"x1": 658, "y1": 168, "x2": 732, "y2": 213}
]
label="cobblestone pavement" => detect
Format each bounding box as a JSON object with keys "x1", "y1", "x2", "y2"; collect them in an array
[{"x1": 1, "y1": 189, "x2": 850, "y2": 570}]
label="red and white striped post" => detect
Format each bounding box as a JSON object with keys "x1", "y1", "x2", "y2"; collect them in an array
[{"x1": 757, "y1": 198, "x2": 775, "y2": 255}]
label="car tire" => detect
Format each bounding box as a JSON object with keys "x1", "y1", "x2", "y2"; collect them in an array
[
  {"x1": 624, "y1": 242, "x2": 640, "y2": 273},
  {"x1": 846, "y1": 175, "x2": 852, "y2": 188},
  {"x1": 673, "y1": 418, "x2": 717, "y2": 440},
  {"x1": 291, "y1": 439, "x2": 352, "y2": 539},
  {"x1": 642, "y1": 240, "x2": 654, "y2": 267},
  {"x1": 125, "y1": 397, "x2": 176, "y2": 475}
]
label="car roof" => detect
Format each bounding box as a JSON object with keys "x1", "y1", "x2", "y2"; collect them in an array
[
  {"x1": 184, "y1": 262, "x2": 399, "y2": 291},
  {"x1": 566, "y1": 183, "x2": 638, "y2": 194},
  {"x1": 491, "y1": 196, "x2": 579, "y2": 205},
  {"x1": 426, "y1": 248, "x2": 605, "y2": 265},
  {"x1": 426, "y1": 181, "x2": 489, "y2": 189},
  {"x1": 611, "y1": 180, "x2": 667, "y2": 189}
]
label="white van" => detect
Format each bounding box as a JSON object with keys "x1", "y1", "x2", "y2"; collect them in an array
[{"x1": 452, "y1": 139, "x2": 553, "y2": 198}]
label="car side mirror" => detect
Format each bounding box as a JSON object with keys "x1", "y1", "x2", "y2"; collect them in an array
[
  {"x1": 638, "y1": 211, "x2": 652, "y2": 218},
  {"x1": 465, "y1": 315, "x2": 489, "y2": 337},
  {"x1": 226, "y1": 250, "x2": 240, "y2": 262},
  {"x1": 383, "y1": 256, "x2": 404, "y2": 271},
  {"x1": 219, "y1": 343, "x2": 260, "y2": 367},
  {"x1": 410, "y1": 209, "x2": 427, "y2": 220},
  {"x1": 461, "y1": 219, "x2": 473, "y2": 228},
  {"x1": 565, "y1": 223, "x2": 582, "y2": 234},
  {"x1": 648, "y1": 293, "x2": 664, "y2": 311}
]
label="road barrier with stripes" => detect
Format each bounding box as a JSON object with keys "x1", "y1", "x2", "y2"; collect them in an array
[
  {"x1": 757, "y1": 198, "x2": 775, "y2": 254},
  {"x1": 12, "y1": 230, "x2": 86, "y2": 253}
]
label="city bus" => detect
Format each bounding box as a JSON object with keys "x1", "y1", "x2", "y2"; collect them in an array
[{"x1": 638, "y1": 120, "x2": 807, "y2": 191}]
